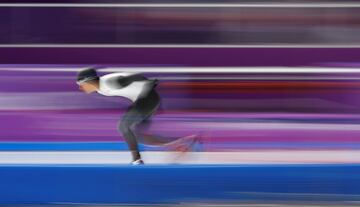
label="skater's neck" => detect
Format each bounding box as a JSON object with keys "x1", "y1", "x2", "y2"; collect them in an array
[
  {"x1": 89, "y1": 80, "x2": 100, "y2": 90},
  {"x1": 93, "y1": 80, "x2": 100, "y2": 90}
]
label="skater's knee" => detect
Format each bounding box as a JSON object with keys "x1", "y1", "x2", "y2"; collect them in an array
[{"x1": 118, "y1": 120, "x2": 132, "y2": 134}]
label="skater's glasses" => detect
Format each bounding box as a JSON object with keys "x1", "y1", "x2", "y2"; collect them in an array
[{"x1": 76, "y1": 77, "x2": 98, "y2": 85}]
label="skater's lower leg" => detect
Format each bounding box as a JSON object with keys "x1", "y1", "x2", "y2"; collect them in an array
[
  {"x1": 119, "y1": 121, "x2": 142, "y2": 162},
  {"x1": 138, "y1": 133, "x2": 199, "y2": 149},
  {"x1": 137, "y1": 133, "x2": 174, "y2": 145}
]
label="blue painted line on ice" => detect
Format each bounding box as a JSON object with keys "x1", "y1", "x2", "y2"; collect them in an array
[
  {"x1": 0, "y1": 142, "x2": 359, "y2": 151},
  {"x1": 0, "y1": 164, "x2": 359, "y2": 205}
]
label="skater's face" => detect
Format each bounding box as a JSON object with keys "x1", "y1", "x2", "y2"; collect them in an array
[{"x1": 78, "y1": 82, "x2": 97, "y2": 94}]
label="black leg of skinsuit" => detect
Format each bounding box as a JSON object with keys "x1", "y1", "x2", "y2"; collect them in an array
[{"x1": 118, "y1": 89, "x2": 173, "y2": 161}]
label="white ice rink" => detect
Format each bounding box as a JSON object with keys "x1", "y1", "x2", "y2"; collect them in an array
[{"x1": 0, "y1": 150, "x2": 359, "y2": 165}]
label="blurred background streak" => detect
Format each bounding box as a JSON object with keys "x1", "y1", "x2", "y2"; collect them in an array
[
  {"x1": 1, "y1": 0, "x2": 360, "y2": 206},
  {"x1": 2, "y1": 66, "x2": 360, "y2": 157},
  {"x1": 1, "y1": 1, "x2": 360, "y2": 45}
]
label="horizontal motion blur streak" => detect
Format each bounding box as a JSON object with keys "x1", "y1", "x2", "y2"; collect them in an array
[
  {"x1": 2, "y1": 67, "x2": 360, "y2": 74},
  {"x1": 1, "y1": 3, "x2": 360, "y2": 8}
]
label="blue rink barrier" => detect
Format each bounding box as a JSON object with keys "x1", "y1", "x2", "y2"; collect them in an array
[{"x1": 0, "y1": 164, "x2": 360, "y2": 205}]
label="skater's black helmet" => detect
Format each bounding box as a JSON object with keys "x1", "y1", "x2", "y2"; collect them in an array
[{"x1": 76, "y1": 68, "x2": 99, "y2": 85}]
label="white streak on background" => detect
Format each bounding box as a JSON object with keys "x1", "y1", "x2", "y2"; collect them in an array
[
  {"x1": 0, "y1": 67, "x2": 88, "y2": 72},
  {"x1": 2, "y1": 67, "x2": 360, "y2": 73},
  {"x1": 157, "y1": 76, "x2": 360, "y2": 80},
  {"x1": 192, "y1": 122, "x2": 360, "y2": 131},
  {"x1": 0, "y1": 3, "x2": 360, "y2": 8},
  {"x1": 103, "y1": 67, "x2": 360, "y2": 73},
  {"x1": 0, "y1": 150, "x2": 358, "y2": 164}
]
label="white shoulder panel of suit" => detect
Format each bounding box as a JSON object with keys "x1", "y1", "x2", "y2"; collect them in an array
[{"x1": 97, "y1": 72, "x2": 150, "y2": 103}]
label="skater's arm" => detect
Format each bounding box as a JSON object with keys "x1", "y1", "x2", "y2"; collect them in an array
[
  {"x1": 107, "y1": 73, "x2": 149, "y2": 89},
  {"x1": 118, "y1": 73, "x2": 149, "y2": 87}
]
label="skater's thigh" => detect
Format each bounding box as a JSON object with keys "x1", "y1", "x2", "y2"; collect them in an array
[
  {"x1": 120, "y1": 95, "x2": 159, "y2": 131},
  {"x1": 119, "y1": 106, "x2": 145, "y2": 130},
  {"x1": 136, "y1": 113, "x2": 154, "y2": 133}
]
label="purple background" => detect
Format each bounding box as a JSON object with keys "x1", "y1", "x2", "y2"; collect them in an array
[{"x1": 1, "y1": 55, "x2": 360, "y2": 151}]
